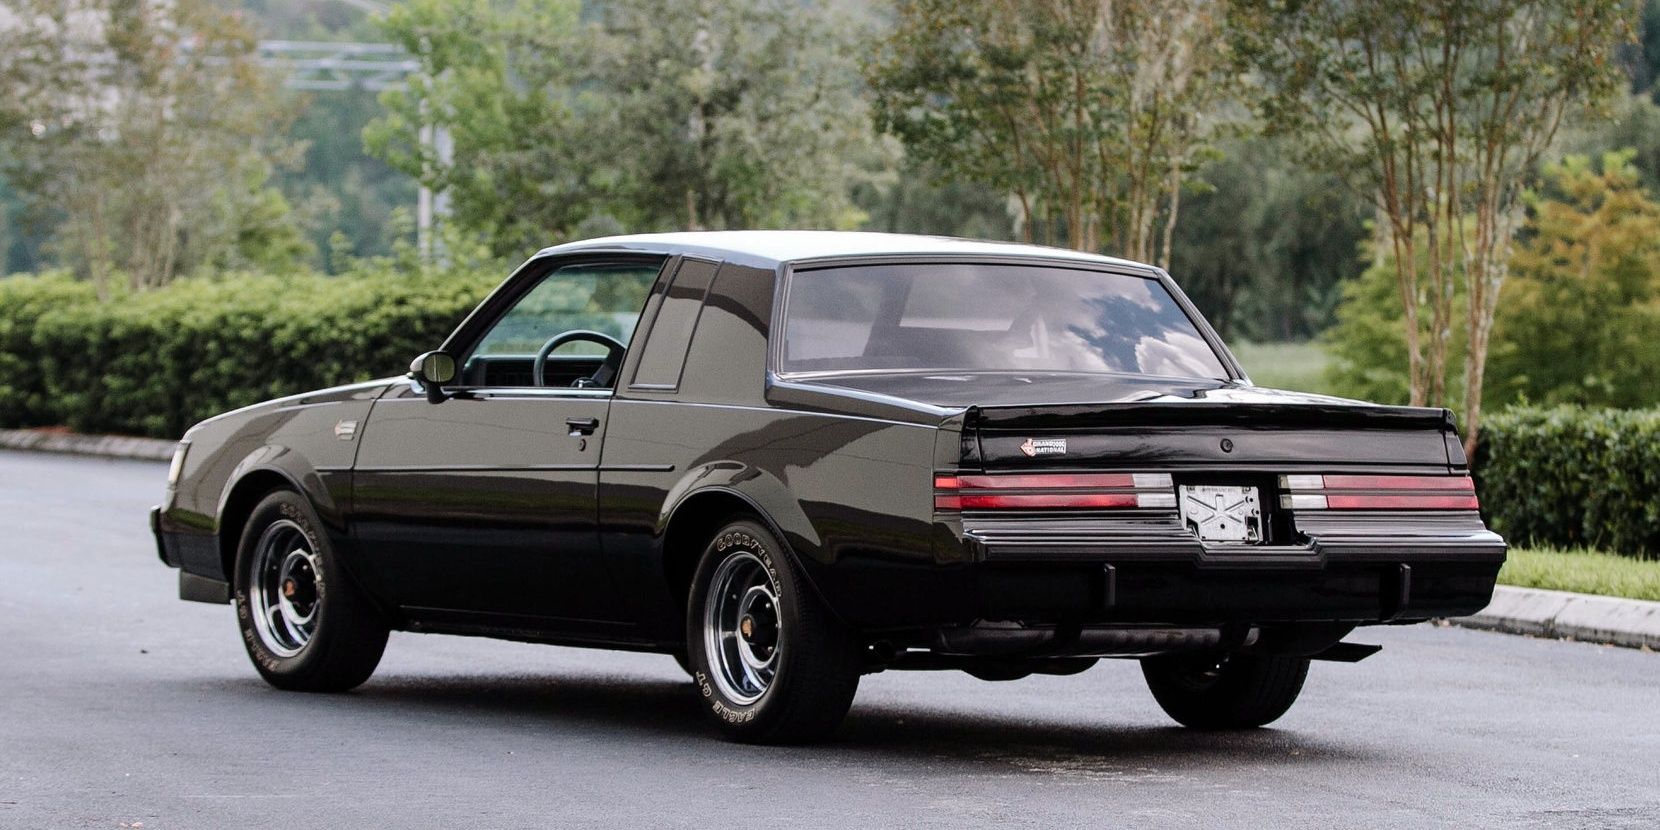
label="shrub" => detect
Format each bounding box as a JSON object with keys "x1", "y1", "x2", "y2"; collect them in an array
[
  {"x1": 1, "y1": 263, "x2": 498, "y2": 438},
  {"x1": 0, "y1": 273, "x2": 99, "y2": 428},
  {"x1": 1476, "y1": 406, "x2": 1660, "y2": 558}
]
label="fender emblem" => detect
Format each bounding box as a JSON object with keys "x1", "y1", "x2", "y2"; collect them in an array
[
  {"x1": 334, "y1": 420, "x2": 358, "y2": 440},
  {"x1": 1019, "y1": 437, "x2": 1067, "y2": 457}
]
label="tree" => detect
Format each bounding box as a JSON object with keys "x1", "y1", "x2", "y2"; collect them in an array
[
  {"x1": 366, "y1": 0, "x2": 889, "y2": 258},
  {"x1": 866, "y1": 0, "x2": 1231, "y2": 264},
  {"x1": 1488, "y1": 151, "x2": 1660, "y2": 408},
  {"x1": 0, "y1": 0, "x2": 309, "y2": 296},
  {"x1": 1170, "y1": 134, "x2": 1369, "y2": 340},
  {"x1": 855, "y1": 156, "x2": 1017, "y2": 242},
  {"x1": 1324, "y1": 151, "x2": 1660, "y2": 412},
  {"x1": 364, "y1": 0, "x2": 596, "y2": 259},
  {"x1": 592, "y1": 0, "x2": 890, "y2": 233},
  {"x1": 1230, "y1": 0, "x2": 1638, "y2": 452},
  {"x1": 1323, "y1": 234, "x2": 1468, "y2": 409},
  {"x1": 1558, "y1": 92, "x2": 1660, "y2": 194}
]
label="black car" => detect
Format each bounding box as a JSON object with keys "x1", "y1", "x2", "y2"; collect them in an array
[{"x1": 152, "y1": 231, "x2": 1505, "y2": 743}]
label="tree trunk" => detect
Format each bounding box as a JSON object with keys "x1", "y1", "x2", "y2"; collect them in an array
[{"x1": 1159, "y1": 149, "x2": 1183, "y2": 271}]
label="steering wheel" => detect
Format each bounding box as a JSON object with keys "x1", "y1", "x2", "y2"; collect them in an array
[{"x1": 533, "y1": 330, "x2": 627, "y2": 388}]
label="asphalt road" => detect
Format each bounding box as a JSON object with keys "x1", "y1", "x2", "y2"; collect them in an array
[{"x1": 2, "y1": 449, "x2": 1657, "y2": 830}]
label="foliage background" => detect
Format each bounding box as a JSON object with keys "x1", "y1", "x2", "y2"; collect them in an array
[
  {"x1": 0, "y1": 266, "x2": 496, "y2": 438},
  {"x1": 1325, "y1": 151, "x2": 1660, "y2": 414}
]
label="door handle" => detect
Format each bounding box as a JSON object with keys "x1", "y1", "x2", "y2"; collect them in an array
[{"x1": 566, "y1": 417, "x2": 600, "y2": 436}]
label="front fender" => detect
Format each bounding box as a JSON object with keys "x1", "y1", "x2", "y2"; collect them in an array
[
  {"x1": 217, "y1": 446, "x2": 342, "y2": 535},
  {"x1": 161, "y1": 383, "x2": 386, "y2": 583}
]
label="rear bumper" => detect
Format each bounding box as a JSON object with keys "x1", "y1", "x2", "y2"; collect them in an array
[
  {"x1": 815, "y1": 519, "x2": 1505, "y2": 631},
  {"x1": 824, "y1": 559, "x2": 1501, "y2": 631},
  {"x1": 989, "y1": 559, "x2": 1498, "y2": 622}
]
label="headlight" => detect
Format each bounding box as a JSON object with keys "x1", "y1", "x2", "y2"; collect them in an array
[{"x1": 167, "y1": 441, "x2": 190, "y2": 487}]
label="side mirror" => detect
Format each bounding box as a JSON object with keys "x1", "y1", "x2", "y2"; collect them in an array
[{"x1": 409, "y1": 350, "x2": 457, "y2": 404}]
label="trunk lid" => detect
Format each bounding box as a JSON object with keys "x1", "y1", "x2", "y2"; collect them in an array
[
  {"x1": 966, "y1": 398, "x2": 1461, "y2": 470},
  {"x1": 782, "y1": 371, "x2": 1463, "y2": 469}
]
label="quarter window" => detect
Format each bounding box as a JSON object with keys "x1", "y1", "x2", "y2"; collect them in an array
[{"x1": 630, "y1": 258, "x2": 720, "y2": 389}]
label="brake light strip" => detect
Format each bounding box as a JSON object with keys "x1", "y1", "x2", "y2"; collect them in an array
[
  {"x1": 1277, "y1": 474, "x2": 1479, "y2": 510},
  {"x1": 934, "y1": 473, "x2": 1175, "y2": 510}
]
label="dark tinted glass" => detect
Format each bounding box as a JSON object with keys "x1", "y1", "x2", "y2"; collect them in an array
[{"x1": 781, "y1": 263, "x2": 1228, "y2": 379}]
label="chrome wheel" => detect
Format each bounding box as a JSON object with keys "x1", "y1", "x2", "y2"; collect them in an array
[
  {"x1": 250, "y1": 519, "x2": 319, "y2": 658},
  {"x1": 703, "y1": 551, "x2": 780, "y2": 705}
]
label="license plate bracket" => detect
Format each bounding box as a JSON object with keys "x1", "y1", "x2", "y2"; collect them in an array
[{"x1": 1179, "y1": 485, "x2": 1264, "y2": 544}]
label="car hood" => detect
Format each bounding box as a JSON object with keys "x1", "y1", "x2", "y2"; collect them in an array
[
  {"x1": 796, "y1": 371, "x2": 1374, "y2": 410},
  {"x1": 184, "y1": 376, "x2": 401, "y2": 436}
]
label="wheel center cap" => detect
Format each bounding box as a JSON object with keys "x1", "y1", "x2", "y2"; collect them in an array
[
  {"x1": 282, "y1": 578, "x2": 296, "y2": 598},
  {"x1": 740, "y1": 615, "x2": 755, "y2": 640}
]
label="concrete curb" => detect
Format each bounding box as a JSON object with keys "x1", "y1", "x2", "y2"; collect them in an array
[
  {"x1": 1452, "y1": 585, "x2": 1660, "y2": 651},
  {"x1": 0, "y1": 428, "x2": 176, "y2": 462}
]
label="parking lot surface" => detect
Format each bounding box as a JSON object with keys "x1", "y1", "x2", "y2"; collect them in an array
[{"x1": 2, "y1": 449, "x2": 1656, "y2": 829}]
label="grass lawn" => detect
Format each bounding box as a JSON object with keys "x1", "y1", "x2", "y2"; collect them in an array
[
  {"x1": 1228, "y1": 341, "x2": 1336, "y2": 396},
  {"x1": 1498, "y1": 547, "x2": 1660, "y2": 602}
]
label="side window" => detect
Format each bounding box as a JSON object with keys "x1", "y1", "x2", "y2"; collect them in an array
[
  {"x1": 629, "y1": 258, "x2": 720, "y2": 389},
  {"x1": 462, "y1": 261, "x2": 660, "y2": 388}
]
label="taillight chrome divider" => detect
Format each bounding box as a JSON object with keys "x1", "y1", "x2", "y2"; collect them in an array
[
  {"x1": 934, "y1": 473, "x2": 1175, "y2": 511},
  {"x1": 1277, "y1": 474, "x2": 1479, "y2": 511}
]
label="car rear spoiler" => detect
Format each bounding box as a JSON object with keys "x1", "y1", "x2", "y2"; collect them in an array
[
  {"x1": 961, "y1": 402, "x2": 1467, "y2": 469},
  {"x1": 965, "y1": 401, "x2": 1456, "y2": 432}
]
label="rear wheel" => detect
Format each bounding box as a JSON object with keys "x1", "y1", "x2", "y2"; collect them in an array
[
  {"x1": 1141, "y1": 652, "x2": 1309, "y2": 729},
  {"x1": 233, "y1": 490, "x2": 388, "y2": 692},
  {"x1": 686, "y1": 519, "x2": 861, "y2": 743}
]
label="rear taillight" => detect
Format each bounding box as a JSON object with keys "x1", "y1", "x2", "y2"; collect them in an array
[
  {"x1": 934, "y1": 473, "x2": 1175, "y2": 511},
  {"x1": 1277, "y1": 474, "x2": 1478, "y2": 510}
]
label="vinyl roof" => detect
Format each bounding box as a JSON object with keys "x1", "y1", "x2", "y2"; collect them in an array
[{"x1": 534, "y1": 230, "x2": 1154, "y2": 270}]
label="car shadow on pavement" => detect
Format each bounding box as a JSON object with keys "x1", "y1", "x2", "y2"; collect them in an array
[
  {"x1": 215, "y1": 669, "x2": 1374, "y2": 771},
  {"x1": 835, "y1": 702, "x2": 1373, "y2": 774}
]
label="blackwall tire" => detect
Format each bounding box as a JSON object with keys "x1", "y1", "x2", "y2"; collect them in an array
[
  {"x1": 1141, "y1": 652, "x2": 1310, "y2": 730},
  {"x1": 686, "y1": 519, "x2": 860, "y2": 743},
  {"x1": 233, "y1": 490, "x2": 389, "y2": 692}
]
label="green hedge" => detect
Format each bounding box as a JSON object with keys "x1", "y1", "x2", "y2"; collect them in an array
[
  {"x1": 0, "y1": 273, "x2": 99, "y2": 429},
  {"x1": 0, "y1": 266, "x2": 498, "y2": 439},
  {"x1": 1475, "y1": 407, "x2": 1660, "y2": 559}
]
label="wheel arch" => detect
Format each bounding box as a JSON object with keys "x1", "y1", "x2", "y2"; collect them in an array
[
  {"x1": 659, "y1": 484, "x2": 839, "y2": 627},
  {"x1": 661, "y1": 489, "x2": 762, "y2": 622},
  {"x1": 215, "y1": 467, "x2": 303, "y2": 583}
]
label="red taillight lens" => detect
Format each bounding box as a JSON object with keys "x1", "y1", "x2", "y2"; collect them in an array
[
  {"x1": 934, "y1": 473, "x2": 1174, "y2": 511},
  {"x1": 1278, "y1": 474, "x2": 1478, "y2": 510}
]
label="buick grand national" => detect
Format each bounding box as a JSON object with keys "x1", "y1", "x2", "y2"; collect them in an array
[{"x1": 152, "y1": 231, "x2": 1505, "y2": 743}]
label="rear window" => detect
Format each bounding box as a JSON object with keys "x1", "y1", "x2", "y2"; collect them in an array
[{"x1": 780, "y1": 262, "x2": 1229, "y2": 379}]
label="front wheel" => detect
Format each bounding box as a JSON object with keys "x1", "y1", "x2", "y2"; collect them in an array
[
  {"x1": 1141, "y1": 652, "x2": 1309, "y2": 729},
  {"x1": 233, "y1": 490, "x2": 389, "y2": 692},
  {"x1": 686, "y1": 519, "x2": 861, "y2": 743}
]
